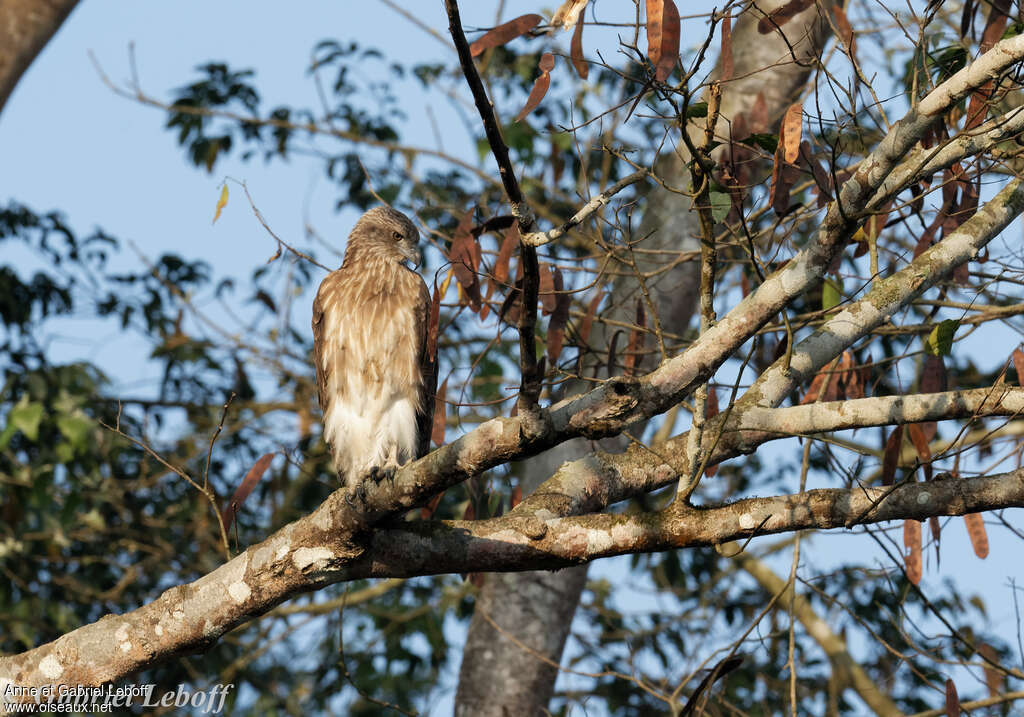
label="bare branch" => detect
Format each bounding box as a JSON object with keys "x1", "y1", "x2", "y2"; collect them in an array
[
  {"x1": 521, "y1": 169, "x2": 651, "y2": 247},
  {"x1": 730, "y1": 551, "x2": 902, "y2": 716},
  {"x1": 444, "y1": 0, "x2": 543, "y2": 408},
  {"x1": 4, "y1": 469, "x2": 1022, "y2": 691},
  {"x1": 513, "y1": 388, "x2": 1024, "y2": 520}
]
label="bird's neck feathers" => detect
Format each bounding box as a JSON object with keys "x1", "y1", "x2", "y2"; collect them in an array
[
  {"x1": 339, "y1": 241, "x2": 418, "y2": 292},
  {"x1": 343, "y1": 241, "x2": 404, "y2": 269}
]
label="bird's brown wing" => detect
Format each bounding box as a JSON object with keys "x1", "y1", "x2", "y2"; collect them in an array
[
  {"x1": 414, "y1": 277, "x2": 438, "y2": 458},
  {"x1": 311, "y1": 279, "x2": 331, "y2": 418}
]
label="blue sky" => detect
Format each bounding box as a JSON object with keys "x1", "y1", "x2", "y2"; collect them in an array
[{"x1": 1, "y1": 1, "x2": 464, "y2": 377}]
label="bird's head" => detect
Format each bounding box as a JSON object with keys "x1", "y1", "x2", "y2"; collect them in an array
[{"x1": 346, "y1": 206, "x2": 422, "y2": 267}]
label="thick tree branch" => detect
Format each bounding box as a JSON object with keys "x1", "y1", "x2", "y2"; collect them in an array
[
  {"x1": 351, "y1": 470, "x2": 1024, "y2": 577},
  {"x1": 512, "y1": 388, "x2": 1024, "y2": 520},
  {"x1": 873, "y1": 105, "x2": 1024, "y2": 207},
  {"x1": 3, "y1": 470, "x2": 1021, "y2": 691},
  {"x1": 729, "y1": 386, "x2": 1024, "y2": 437},
  {"x1": 0, "y1": 0, "x2": 79, "y2": 115},
  {"x1": 744, "y1": 177, "x2": 1024, "y2": 407}
]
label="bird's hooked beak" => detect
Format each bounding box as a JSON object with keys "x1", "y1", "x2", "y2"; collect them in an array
[{"x1": 399, "y1": 240, "x2": 422, "y2": 268}]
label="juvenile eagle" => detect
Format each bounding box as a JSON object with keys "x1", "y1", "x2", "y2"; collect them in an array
[{"x1": 312, "y1": 207, "x2": 436, "y2": 496}]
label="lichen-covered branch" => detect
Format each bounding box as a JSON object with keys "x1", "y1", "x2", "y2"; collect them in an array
[
  {"x1": 512, "y1": 387, "x2": 1024, "y2": 519},
  {"x1": 3, "y1": 469, "x2": 1020, "y2": 691},
  {"x1": 349, "y1": 470, "x2": 1024, "y2": 578},
  {"x1": 872, "y1": 105, "x2": 1024, "y2": 207},
  {"x1": 744, "y1": 177, "x2": 1024, "y2": 408}
]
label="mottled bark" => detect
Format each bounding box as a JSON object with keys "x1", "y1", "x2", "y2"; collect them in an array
[
  {"x1": 454, "y1": 569, "x2": 587, "y2": 717},
  {"x1": 0, "y1": 0, "x2": 79, "y2": 116},
  {"x1": 5, "y1": 467, "x2": 1024, "y2": 697}
]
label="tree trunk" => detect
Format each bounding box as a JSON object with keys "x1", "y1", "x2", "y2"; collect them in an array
[
  {"x1": 453, "y1": 559, "x2": 588, "y2": 717},
  {"x1": 0, "y1": 0, "x2": 80, "y2": 116},
  {"x1": 453, "y1": 1, "x2": 838, "y2": 713}
]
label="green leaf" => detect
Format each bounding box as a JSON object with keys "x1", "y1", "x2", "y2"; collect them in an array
[
  {"x1": 475, "y1": 137, "x2": 490, "y2": 162},
  {"x1": 501, "y1": 121, "x2": 537, "y2": 155},
  {"x1": 925, "y1": 319, "x2": 959, "y2": 356},
  {"x1": 822, "y1": 277, "x2": 842, "y2": 311},
  {"x1": 8, "y1": 398, "x2": 44, "y2": 442},
  {"x1": 551, "y1": 131, "x2": 574, "y2": 152},
  {"x1": 709, "y1": 191, "x2": 731, "y2": 223},
  {"x1": 686, "y1": 102, "x2": 708, "y2": 118},
  {"x1": 741, "y1": 133, "x2": 779, "y2": 153},
  {"x1": 55, "y1": 443, "x2": 74, "y2": 463},
  {"x1": 56, "y1": 413, "x2": 93, "y2": 452}
]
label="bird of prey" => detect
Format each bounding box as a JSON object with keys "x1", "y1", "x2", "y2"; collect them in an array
[{"x1": 312, "y1": 207, "x2": 436, "y2": 497}]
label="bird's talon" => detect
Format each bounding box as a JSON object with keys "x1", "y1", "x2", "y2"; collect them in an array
[{"x1": 344, "y1": 491, "x2": 360, "y2": 510}]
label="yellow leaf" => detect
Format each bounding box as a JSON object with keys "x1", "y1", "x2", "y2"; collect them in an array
[
  {"x1": 213, "y1": 184, "x2": 229, "y2": 224},
  {"x1": 439, "y1": 269, "x2": 454, "y2": 297}
]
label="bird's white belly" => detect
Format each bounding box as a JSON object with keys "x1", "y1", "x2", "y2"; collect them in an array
[{"x1": 322, "y1": 383, "x2": 418, "y2": 482}]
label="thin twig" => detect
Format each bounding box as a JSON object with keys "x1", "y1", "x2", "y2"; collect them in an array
[
  {"x1": 379, "y1": 0, "x2": 455, "y2": 49},
  {"x1": 678, "y1": 84, "x2": 723, "y2": 502},
  {"x1": 100, "y1": 419, "x2": 231, "y2": 558},
  {"x1": 786, "y1": 440, "x2": 812, "y2": 716},
  {"x1": 522, "y1": 169, "x2": 651, "y2": 247},
  {"x1": 234, "y1": 180, "x2": 331, "y2": 271},
  {"x1": 203, "y1": 392, "x2": 236, "y2": 491},
  {"x1": 444, "y1": 0, "x2": 543, "y2": 410}
]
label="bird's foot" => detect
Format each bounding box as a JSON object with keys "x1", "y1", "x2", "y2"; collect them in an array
[
  {"x1": 369, "y1": 465, "x2": 397, "y2": 484},
  {"x1": 344, "y1": 481, "x2": 367, "y2": 510}
]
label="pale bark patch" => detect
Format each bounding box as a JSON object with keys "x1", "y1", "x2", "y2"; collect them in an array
[
  {"x1": 228, "y1": 582, "x2": 251, "y2": 603},
  {"x1": 292, "y1": 547, "x2": 334, "y2": 571},
  {"x1": 38, "y1": 655, "x2": 62, "y2": 679}
]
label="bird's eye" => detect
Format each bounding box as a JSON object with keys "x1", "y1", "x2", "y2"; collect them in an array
[{"x1": 392, "y1": 231, "x2": 403, "y2": 241}]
